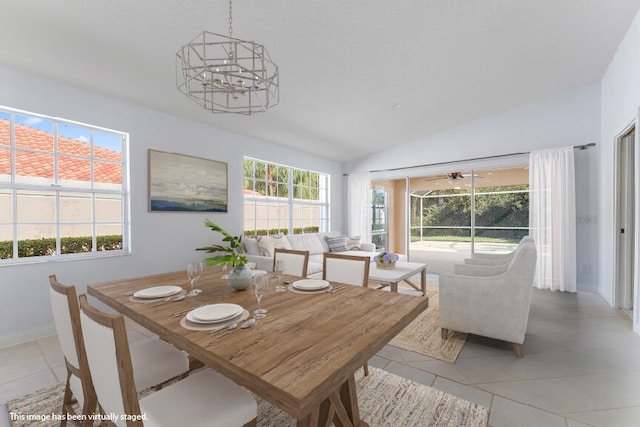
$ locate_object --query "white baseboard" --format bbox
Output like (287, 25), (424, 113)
(0, 325), (57, 350)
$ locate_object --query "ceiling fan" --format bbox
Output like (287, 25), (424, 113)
(425, 172), (483, 181)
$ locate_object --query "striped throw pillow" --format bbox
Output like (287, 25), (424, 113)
(325, 235), (348, 252)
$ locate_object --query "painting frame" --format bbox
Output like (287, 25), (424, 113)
(148, 149), (228, 213)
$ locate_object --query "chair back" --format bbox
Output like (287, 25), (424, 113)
(49, 275), (92, 408)
(504, 241), (538, 333)
(468, 235), (534, 263)
(79, 294), (141, 427)
(322, 253), (370, 287)
(507, 240), (537, 273)
(273, 248), (309, 277)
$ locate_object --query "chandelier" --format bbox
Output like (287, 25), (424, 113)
(176, 0), (279, 115)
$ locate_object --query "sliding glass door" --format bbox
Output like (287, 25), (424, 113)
(408, 166), (529, 272)
(409, 171), (473, 271)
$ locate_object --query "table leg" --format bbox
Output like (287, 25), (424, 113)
(337, 373), (369, 427)
(297, 373), (369, 427)
(391, 281), (398, 292)
(403, 268), (428, 296)
(317, 398), (333, 427)
(298, 407), (319, 427)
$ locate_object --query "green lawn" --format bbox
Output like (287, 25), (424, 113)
(410, 235), (521, 244)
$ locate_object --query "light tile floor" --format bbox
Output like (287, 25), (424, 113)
(1, 287), (639, 427)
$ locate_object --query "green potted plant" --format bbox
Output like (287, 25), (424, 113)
(196, 220), (252, 290)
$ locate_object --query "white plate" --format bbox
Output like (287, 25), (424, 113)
(191, 304), (243, 322)
(133, 286), (182, 299)
(292, 279), (330, 291)
(186, 309), (242, 325)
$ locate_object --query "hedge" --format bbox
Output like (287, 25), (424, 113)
(0, 235), (123, 259)
(246, 226), (319, 237)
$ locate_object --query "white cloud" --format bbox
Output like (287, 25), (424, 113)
(22, 117), (43, 125)
(78, 135), (89, 142)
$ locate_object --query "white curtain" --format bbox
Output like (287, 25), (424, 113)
(529, 146), (577, 292)
(348, 172), (372, 243)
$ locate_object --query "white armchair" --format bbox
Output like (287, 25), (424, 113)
(439, 240), (537, 357)
(463, 236), (533, 266)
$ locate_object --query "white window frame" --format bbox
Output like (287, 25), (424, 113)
(0, 106), (130, 264)
(243, 157), (330, 235)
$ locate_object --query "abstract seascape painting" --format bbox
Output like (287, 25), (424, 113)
(148, 149), (228, 212)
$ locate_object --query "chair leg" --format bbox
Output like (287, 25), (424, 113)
(81, 393), (98, 427)
(60, 379), (72, 427)
(363, 363), (369, 376)
(513, 343), (523, 358)
(441, 328), (448, 339)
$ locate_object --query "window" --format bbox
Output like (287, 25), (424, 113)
(0, 107), (129, 263)
(243, 158), (329, 235)
(371, 188), (387, 250)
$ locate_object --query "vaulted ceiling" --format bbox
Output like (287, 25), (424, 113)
(2, 1), (639, 161)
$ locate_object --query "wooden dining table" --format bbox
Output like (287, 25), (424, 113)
(87, 266), (429, 427)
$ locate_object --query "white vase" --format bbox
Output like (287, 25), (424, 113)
(229, 265), (252, 290)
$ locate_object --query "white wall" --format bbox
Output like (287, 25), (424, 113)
(346, 82), (601, 292)
(600, 10), (640, 332)
(0, 65), (343, 348)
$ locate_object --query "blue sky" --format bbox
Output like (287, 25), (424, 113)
(1, 110), (123, 153)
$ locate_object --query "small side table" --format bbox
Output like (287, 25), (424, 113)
(368, 261), (427, 295)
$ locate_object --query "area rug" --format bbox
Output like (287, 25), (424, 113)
(389, 289), (469, 363)
(7, 367), (488, 427)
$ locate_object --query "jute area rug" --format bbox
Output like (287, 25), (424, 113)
(7, 367), (488, 427)
(389, 288), (469, 363)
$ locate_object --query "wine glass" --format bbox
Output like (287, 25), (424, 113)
(186, 262), (203, 297)
(274, 259), (286, 293)
(220, 264), (229, 279)
(253, 274), (268, 319)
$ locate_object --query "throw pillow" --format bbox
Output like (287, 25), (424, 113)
(325, 235), (348, 253)
(242, 237), (260, 255)
(257, 235), (292, 258)
(346, 236), (361, 251)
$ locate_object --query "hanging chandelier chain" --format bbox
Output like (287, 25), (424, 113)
(228, 0), (233, 38)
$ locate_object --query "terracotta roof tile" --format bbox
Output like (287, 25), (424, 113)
(0, 119), (122, 184)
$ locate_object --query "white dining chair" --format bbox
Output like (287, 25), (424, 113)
(273, 248), (309, 277)
(322, 252), (370, 287)
(322, 253), (371, 375)
(49, 276), (190, 425)
(78, 294), (257, 427)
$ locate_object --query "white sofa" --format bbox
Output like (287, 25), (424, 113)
(242, 232), (378, 278)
